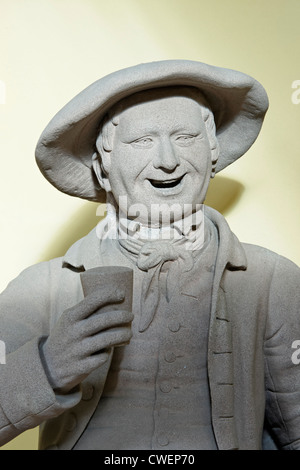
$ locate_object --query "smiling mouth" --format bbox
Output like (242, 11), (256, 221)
(148, 174), (185, 189)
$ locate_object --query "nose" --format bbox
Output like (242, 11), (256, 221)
(152, 138), (180, 171)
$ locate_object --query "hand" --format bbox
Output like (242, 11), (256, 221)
(40, 289), (133, 394)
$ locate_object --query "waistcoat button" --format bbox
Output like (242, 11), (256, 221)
(168, 320), (181, 332)
(159, 381), (172, 393)
(164, 351), (177, 363)
(157, 434), (169, 446)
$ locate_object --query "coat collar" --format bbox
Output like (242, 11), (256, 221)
(204, 205), (247, 271)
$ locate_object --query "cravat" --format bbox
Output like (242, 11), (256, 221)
(96, 201), (204, 331)
(119, 237), (194, 332)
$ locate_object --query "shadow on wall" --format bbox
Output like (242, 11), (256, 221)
(205, 175), (244, 216)
(38, 176), (244, 263)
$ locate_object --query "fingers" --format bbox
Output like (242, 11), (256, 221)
(83, 325), (133, 355)
(80, 309), (134, 336)
(44, 293), (133, 392)
(82, 349), (112, 374)
(67, 289), (126, 322)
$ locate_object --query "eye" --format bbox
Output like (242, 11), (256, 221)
(174, 134), (197, 147)
(131, 136), (154, 148)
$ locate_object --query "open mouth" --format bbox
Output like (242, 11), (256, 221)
(148, 174), (185, 189)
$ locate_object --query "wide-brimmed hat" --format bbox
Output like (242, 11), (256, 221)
(35, 60), (269, 202)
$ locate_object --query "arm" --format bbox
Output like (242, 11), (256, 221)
(0, 259), (133, 446)
(264, 255), (300, 450)
(0, 260), (82, 446)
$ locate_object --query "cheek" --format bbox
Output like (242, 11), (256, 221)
(111, 146), (150, 181)
(186, 148), (212, 176)
(108, 155), (140, 199)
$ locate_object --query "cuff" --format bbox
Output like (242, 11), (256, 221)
(0, 336), (82, 432)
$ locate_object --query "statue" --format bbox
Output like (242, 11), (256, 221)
(0, 60), (299, 450)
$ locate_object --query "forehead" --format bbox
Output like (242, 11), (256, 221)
(113, 87), (208, 134)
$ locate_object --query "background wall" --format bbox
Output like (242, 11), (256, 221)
(0, 0), (299, 450)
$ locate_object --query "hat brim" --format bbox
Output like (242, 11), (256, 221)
(35, 60), (269, 202)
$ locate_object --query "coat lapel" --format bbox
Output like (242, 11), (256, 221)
(205, 206), (247, 450)
(208, 285), (239, 450)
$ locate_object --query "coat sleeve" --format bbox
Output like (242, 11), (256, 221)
(0, 260), (82, 447)
(264, 254), (300, 450)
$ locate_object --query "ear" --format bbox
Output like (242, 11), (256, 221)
(210, 145), (219, 178)
(92, 153), (112, 192)
(202, 109), (219, 179)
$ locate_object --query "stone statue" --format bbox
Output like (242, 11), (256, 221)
(0, 60), (299, 450)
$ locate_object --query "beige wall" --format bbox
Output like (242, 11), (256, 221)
(0, 0), (299, 450)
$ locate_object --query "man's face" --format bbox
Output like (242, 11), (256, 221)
(105, 91), (213, 225)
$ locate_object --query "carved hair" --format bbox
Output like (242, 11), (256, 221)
(94, 87), (220, 189)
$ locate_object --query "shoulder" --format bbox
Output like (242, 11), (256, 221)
(221, 241), (300, 310)
(1, 257), (63, 295)
(240, 243), (300, 307)
(242, 242), (299, 272)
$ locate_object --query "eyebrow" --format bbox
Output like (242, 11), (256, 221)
(119, 123), (203, 140)
(170, 125), (202, 135)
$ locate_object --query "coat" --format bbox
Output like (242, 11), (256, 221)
(0, 206), (299, 450)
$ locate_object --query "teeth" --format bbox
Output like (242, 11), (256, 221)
(155, 179), (176, 184)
